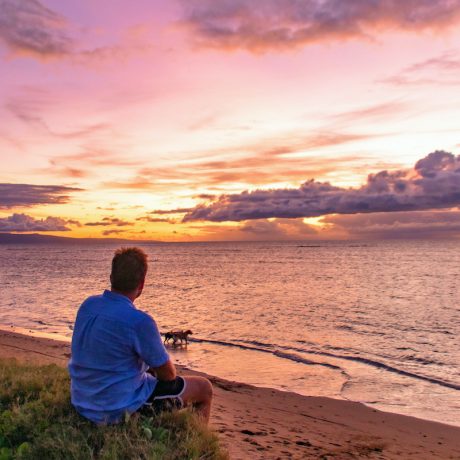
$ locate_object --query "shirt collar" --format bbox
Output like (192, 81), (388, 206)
(103, 289), (135, 308)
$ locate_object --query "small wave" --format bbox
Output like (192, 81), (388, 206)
(272, 350), (341, 370)
(187, 337), (342, 371)
(400, 354), (439, 366)
(295, 339), (317, 346)
(296, 244), (368, 248)
(278, 344), (460, 391)
(437, 330), (454, 335)
(240, 339), (275, 349)
(335, 325), (354, 331)
(201, 248), (243, 253)
(335, 324), (387, 337)
(186, 336), (460, 391)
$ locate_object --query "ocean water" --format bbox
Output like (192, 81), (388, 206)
(0, 240), (459, 426)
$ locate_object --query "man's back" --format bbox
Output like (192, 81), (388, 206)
(68, 289), (169, 424)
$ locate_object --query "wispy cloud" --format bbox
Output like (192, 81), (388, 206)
(7, 95), (111, 139)
(180, 0), (460, 52)
(43, 146), (142, 180)
(381, 51), (460, 86)
(183, 150), (460, 222)
(104, 131), (371, 191)
(150, 208), (194, 215)
(0, 0), (73, 57)
(0, 213), (79, 232)
(0, 183), (82, 208)
(102, 229), (126, 236)
(55, 146), (142, 168)
(85, 217), (132, 227)
(330, 101), (408, 124)
(136, 216), (177, 224)
(44, 165), (89, 179)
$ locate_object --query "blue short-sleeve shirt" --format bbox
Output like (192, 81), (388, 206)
(68, 290), (169, 424)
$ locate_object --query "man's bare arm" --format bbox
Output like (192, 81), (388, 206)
(148, 359), (176, 381)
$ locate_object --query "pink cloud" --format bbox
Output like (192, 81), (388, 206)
(382, 51), (460, 86)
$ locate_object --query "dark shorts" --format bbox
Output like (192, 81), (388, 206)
(140, 376), (186, 414)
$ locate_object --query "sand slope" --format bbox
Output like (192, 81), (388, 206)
(0, 329), (458, 459)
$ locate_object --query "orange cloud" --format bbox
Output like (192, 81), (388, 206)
(103, 131), (371, 191)
(330, 101), (408, 124)
(187, 218), (317, 241)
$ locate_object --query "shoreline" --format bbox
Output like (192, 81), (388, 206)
(3, 324), (458, 428)
(1, 329), (459, 459)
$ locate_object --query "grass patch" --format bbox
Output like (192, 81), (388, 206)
(0, 359), (227, 460)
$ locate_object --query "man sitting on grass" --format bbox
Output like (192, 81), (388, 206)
(68, 247), (212, 425)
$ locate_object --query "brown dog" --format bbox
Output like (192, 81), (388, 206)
(164, 329), (193, 346)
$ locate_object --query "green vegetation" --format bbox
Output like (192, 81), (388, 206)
(0, 359), (227, 460)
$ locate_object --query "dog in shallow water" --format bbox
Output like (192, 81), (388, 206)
(164, 329), (193, 346)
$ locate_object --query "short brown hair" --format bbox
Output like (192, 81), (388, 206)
(110, 247), (148, 292)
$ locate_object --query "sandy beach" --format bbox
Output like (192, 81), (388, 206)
(0, 329), (458, 460)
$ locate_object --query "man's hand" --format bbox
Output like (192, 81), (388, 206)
(149, 359), (176, 381)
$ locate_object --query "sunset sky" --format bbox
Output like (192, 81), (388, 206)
(1, 0), (460, 241)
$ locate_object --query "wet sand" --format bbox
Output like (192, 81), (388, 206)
(0, 329), (459, 459)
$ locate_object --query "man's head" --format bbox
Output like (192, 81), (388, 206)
(110, 247), (148, 299)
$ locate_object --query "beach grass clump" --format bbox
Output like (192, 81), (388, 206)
(0, 359), (227, 460)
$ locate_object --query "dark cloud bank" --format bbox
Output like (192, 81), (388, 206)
(0, 183), (82, 208)
(183, 151), (460, 222)
(181, 0), (460, 52)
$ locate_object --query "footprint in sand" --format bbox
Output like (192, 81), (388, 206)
(296, 440), (312, 447)
(241, 429), (267, 436)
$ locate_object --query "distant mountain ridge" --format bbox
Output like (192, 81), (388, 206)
(0, 233), (159, 244)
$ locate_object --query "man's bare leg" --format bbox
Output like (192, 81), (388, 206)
(181, 376), (213, 423)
